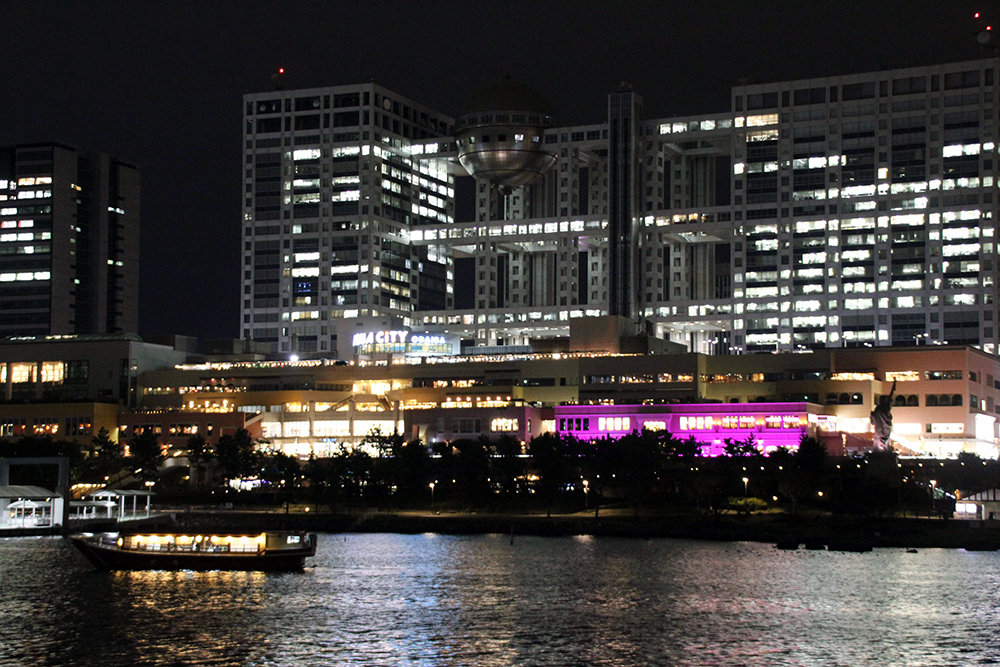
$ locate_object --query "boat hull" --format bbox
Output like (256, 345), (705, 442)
(71, 533), (316, 572)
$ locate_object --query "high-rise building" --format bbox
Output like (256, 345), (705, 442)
(0, 143), (139, 337)
(242, 58), (999, 358)
(241, 85), (456, 354)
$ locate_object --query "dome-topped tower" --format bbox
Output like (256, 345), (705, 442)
(455, 77), (558, 193)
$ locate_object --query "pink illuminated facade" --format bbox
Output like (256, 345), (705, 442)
(554, 403), (822, 456)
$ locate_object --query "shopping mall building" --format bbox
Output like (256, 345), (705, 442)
(1, 328), (995, 460)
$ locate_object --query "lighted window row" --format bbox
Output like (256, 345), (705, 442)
(0, 271), (50, 282)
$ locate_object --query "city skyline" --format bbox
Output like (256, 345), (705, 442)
(1, 1), (993, 340)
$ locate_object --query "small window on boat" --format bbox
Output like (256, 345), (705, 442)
(287, 535), (301, 544)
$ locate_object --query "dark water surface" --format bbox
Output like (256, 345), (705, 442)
(1, 533), (998, 666)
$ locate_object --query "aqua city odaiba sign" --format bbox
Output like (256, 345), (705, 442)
(352, 330), (410, 347)
(352, 330), (451, 353)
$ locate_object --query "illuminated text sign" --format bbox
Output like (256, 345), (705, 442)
(353, 330), (409, 347)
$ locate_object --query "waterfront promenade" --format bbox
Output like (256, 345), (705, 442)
(163, 507), (1000, 551)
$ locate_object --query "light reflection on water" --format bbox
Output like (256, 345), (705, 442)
(1, 533), (999, 666)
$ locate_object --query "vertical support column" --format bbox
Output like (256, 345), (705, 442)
(607, 85), (642, 321)
(53, 457), (69, 529)
(0, 458), (10, 527)
(348, 398), (355, 445)
(691, 244), (714, 302)
(509, 185), (528, 219)
(637, 229), (667, 314)
(555, 236), (581, 308)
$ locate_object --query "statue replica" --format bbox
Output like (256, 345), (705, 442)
(870, 380), (897, 450)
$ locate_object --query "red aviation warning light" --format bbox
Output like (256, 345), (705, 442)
(976, 12), (994, 46)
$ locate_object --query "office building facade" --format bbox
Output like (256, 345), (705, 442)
(242, 59), (999, 358)
(241, 86), (457, 354)
(0, 143), (139, 338)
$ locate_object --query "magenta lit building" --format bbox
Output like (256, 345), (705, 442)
(554, 403), (823, 456)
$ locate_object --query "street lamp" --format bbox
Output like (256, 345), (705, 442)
(742, 477), (749, 497)
(429, 481), (435, 510)
(582, 479), (589, 508)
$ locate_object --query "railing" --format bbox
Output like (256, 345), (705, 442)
(122, 539), (260, 554)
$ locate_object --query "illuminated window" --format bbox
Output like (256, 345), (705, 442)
(490, 418), (518, 432)
(293, 149), (320, 160)
(313, 420), (351, 436)
(597, 416), (631, 432)
(844, 298), (873, 310)
(926, 371), (962, 381)
(41, 362), (63, 384)
(283, 421), (310, 437)
(331, 190), (360, 202)
(746, 114), (778, 127)
(10, 363), (34, 383)
(830, 372), (875, 381)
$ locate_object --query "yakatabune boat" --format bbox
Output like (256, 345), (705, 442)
(71, 531), (317, 571)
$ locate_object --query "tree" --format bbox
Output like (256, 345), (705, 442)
(452, 438), (490, 506)
(724, 433), (761, 458)
(727, 496), (768, 515)
(579, 435), (616, 517)
(613, 429), (662, 514)
(393, 439), (431, 502)
(215, 428), (259, 484)
(259, 450), (302, 509)
(362, 426), (403, 459)
(129, 429), (164, 481)
(530, 432), (572, 517)
(489, 434), (522, 497)
(185, 433), (215, 488)
(666, 433), (702, 459)
(684, 458), (731, 518)
(796, 435), (827, 475)
(78, 427), (124, 482)
(772, 436), (827, 514)
(92, 427), (123, 461)
(362, 426), (405, 504)
(335, 444), (373, 503)
(951, 451), (989, 495)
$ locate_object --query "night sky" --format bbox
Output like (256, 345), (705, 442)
(1, 1), (993, 340)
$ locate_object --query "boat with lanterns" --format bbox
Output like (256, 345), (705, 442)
(70, 530), (317, 571)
